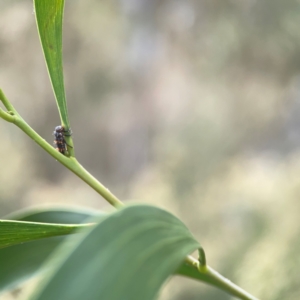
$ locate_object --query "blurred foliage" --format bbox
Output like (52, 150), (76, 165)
(1, 0), (300, 299)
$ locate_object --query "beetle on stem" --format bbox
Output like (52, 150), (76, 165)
(53, 125), (72, 154)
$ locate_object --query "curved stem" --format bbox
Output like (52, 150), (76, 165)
(0, 89), (123, 209)
(185, 256), (259, 300)
(0, 108), (15, 123)
(0, 90), (258, 300)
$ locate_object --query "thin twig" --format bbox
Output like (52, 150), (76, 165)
(0, 89), (123, 209)
(185, 256), (259, 300)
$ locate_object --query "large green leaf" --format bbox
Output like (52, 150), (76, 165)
(30, 205), (200, 300)
(0, 207), (98, 293)
(34, 0), (69, 128)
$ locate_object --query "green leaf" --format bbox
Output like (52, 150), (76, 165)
(4, 206), (99, 223)
(0, 220), (89, 249)
(34, 0), (69, 128)
(30, 205), (200, 300)
(0, 207), (98, 293)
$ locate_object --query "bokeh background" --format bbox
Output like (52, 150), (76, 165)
(1, 0), (300, 299)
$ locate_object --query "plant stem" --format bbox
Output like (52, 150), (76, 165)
(185, 256), (259, 300)
(0, 89), (123, 209)
(0, 108), (14, 122)
(0, 90), (258, 299)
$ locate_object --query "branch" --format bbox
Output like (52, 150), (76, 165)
(0, 89), (123, 209)
(185, 256), (259, 300)
(0, 89), (259, 300)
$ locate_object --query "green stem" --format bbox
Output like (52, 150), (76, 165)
(0, 89), (15, 111)
(0, 108), (14, 123)
(0, 89), (123, 209)
(1, 90), (258, 299)
(185, 256), (259, 300)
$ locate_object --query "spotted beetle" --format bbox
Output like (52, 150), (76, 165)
(53, 125), (72, 154)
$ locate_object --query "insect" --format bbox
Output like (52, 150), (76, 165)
(53, 125), (72, 154)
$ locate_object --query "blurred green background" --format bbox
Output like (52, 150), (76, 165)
(1, 0), (300, 299)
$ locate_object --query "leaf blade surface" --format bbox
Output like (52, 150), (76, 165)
(0, 207), (97, 293)
(31, 205), (200, 300)
(34, 0), (69, 127)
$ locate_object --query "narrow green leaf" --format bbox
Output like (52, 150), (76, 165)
(0, 220), (88, 249)
(4, 206), (99, 224)
(34, 0), (69, 128)
(30, 205), (200, 300)
(0, 207), (98, 293)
